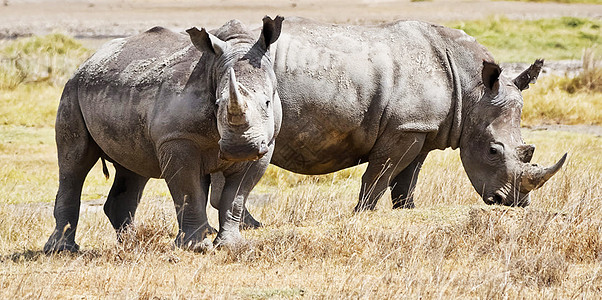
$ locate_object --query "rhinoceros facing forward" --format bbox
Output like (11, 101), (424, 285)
(44, 16), (284, 253)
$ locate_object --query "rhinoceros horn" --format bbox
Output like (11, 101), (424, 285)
(520, 153), (567, 193)
(226, 68), (247, 125)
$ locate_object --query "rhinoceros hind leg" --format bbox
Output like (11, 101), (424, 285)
(103, 163), (149, 240)
(354, 134), (426, 212)
(241, 207), (262, 229)
(210, 172), (262, 230)
(45, 93), (101, 253)
(390, 152), (428, 209)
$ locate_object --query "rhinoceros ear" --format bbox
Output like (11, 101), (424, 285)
(482, 60), (501, 92)
(259, 15), (284, 50)
(513, 59), (544, 91)
(186, 27), (227, 56)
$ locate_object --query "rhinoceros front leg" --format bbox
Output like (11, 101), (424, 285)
(214, 156), (270, 247)
(210, 172), (262, 229)
(354, 134), (426, 212)
(390, 152), (428, 209)
(103, 163), (149, 240)
(159, 140), (212, 252)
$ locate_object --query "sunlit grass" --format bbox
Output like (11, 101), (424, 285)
(506, 0), (601, 3)
(522, 75), (602, 125)
(0, 127), (599, 298)
(450, 17), (601, 62)
(0, 33), (91, 89)
(0, 84), (61, 127)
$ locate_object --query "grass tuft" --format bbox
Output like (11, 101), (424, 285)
(560, 47), (602, 94)
(0, 33), (91, 89)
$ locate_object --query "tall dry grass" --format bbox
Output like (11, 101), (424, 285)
(561, 48), (602, 94)
(522, 48), (602, 126)
(0, 129), (600, 298)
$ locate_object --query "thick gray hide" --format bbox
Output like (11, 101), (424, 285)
(220, 17), (565, 220)
(44, 17), (283, 253)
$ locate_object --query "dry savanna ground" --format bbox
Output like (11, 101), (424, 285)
(1, 0), (601, 298)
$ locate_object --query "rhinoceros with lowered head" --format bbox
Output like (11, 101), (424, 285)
(44, 16), (284, 253)
(211, 17), (566, 226)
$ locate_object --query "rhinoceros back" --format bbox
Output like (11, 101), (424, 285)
(69, 27), (203, 178)
(270, 17), (492, 174)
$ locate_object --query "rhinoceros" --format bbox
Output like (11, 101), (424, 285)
(211, 17), (566, 226)
(43, 16), (284, 253)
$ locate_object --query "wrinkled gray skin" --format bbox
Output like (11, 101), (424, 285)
(213, 17), (566, 226)
(44, 17), (283, 253)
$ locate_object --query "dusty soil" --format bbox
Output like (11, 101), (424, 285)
(1, 0), (601, 38)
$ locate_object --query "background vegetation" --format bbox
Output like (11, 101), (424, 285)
(0, 16), (600, 298)
(450, 17), (600, 62)
(508, 0), (601, 3)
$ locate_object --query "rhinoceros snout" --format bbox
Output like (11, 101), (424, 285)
(484, 191), (530, 207)
(219, 140), (269, 162)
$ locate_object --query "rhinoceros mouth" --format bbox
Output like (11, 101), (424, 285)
(485, 189), (530, 207)
(219, 150), (266, 162)
(218, 139), (269, 162)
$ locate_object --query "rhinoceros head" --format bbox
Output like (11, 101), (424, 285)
(460, 59), (567, 207)
(187, 16), (283, 161)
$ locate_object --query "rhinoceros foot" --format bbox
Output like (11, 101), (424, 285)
(176, 237), (214, 253)
(240, 210), (262, 230)
(174, 225), (215, 253)
(43, 234), (79, 254)
(213, 230), (246, 250)
(392, 197), (416, 209)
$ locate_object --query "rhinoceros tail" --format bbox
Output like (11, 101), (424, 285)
(101, 157), (110, 180)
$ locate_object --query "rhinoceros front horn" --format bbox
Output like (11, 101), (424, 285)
(226, 68), (247, 125)
(520, 153), (567, 193)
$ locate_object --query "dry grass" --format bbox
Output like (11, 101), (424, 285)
(0, 33), (91, 90)
(560, 48), (602, 94)
(521, 48), (602, 126)
(522, 76), (602, 126)
(0, 127), (600, 298)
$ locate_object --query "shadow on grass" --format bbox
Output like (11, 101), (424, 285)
(0, 249), (104, 263)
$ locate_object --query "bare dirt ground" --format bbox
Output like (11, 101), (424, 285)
(1, 0), (601, 38)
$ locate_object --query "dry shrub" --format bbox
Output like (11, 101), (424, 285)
(562, 48), (602, 93)
(116, 220), (174, 254)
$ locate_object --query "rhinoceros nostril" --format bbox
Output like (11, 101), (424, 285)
(258, 140), (269, 155)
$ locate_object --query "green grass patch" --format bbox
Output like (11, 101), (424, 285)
(449, 17), (601, 62)
(506, 0), (601, 3)
(0, 33), (91, 89)
(0, 34), (91, 127)
(0, 83), (61, 127)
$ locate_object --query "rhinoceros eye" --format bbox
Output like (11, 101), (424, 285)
(488, 144), (504, 157)
(266, 100), (271, 107)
